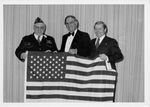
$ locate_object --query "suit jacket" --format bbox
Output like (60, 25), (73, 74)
(15, 33), (58, 62)
(90, 36), (124, 70)
(60, 30), (91, 57)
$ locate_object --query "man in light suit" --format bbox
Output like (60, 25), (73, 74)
(15, 17), (58, 62)
(90, 21), (124, 70)
(60, 15), (91, 57)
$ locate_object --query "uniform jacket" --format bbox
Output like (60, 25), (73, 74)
(15, 33), (58, 62)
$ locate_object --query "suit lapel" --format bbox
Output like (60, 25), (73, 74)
(65, 33), (70, 41)
(64, 33), (70, 45)
(31, 33), (39, 43)
(96, 36), (109, 53)
(63, 33), (70, 50)
(72, 30), (79, 42)
(41, 35), (46, 44)
(70, 30), (79, 48)
(98, 36), (107, 47)
(92, 38), (97, 48)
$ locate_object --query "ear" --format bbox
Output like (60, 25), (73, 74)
(43, 26), (46, 34)
(74, 21), (78, 26)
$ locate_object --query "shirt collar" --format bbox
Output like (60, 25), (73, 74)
(34, 33), (47, 40)
(98, 34), (105, 40)
(69, 29), (78, 36)
(95, 34), (106, 44)
(74, 29), (77, 36)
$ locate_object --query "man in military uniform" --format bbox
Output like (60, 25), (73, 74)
(15, 17), (58, 62)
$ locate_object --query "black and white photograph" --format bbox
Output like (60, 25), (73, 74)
(1, 0), (150, 106)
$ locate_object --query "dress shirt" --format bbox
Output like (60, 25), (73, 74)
(95, 34), (106, 46)
(64, 29), (77, 52)
(34, 33), (47, 42)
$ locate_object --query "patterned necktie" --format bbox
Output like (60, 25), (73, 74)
(95, 38), (100, 48)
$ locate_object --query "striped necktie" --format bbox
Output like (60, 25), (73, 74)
(38, 36), (41, 43)
(95, 38), (100, 48)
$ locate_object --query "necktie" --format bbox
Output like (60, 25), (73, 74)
(95, 38), (100, 48)
(69, 32), (74, 36)
(38, 36), (41, 43)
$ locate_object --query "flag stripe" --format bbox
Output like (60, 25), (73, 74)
(67, 56), (103, 64)
(26, 90), (114, 97)
(63, 79), (116, 84)
(66, 74), (116, 80)
(25, 98), (113, 102)
(26, 82), (115, 88)
(27, 78), (116, 84)
(66, 65), (107, 72)
(27, 86), (115, 92)
(26, 94), (114, 101)
(66, 61), (105, 68)
(65, 70), (117, 76)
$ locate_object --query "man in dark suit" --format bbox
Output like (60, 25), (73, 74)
(90, 21), (124, 70)
(59, 15), (91, 57)
(15, 17), (58, 62)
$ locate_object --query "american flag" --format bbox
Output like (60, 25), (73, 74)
(25, 52), (117, 102)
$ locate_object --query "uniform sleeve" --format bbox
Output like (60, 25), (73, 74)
(51, 37), (58, 52)
(15, 37), (27, 62)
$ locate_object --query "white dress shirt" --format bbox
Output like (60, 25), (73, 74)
(65, 29), (77, 52)
(95, 34), (106, 46)
(34, 33), (47, 42)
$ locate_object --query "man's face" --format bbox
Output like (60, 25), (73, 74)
(65, 17), (77, 33)
(34, 23), (46, 36)
(94, 24), (105, 38)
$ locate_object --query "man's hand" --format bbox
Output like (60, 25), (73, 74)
(53, 51), (57, 53)
(21, 52), (27, 60)
(45, 50), (58, 53)
(99, 54), (108, 61)
(69, 49), (77, 55)
(45, 50), (51, 53)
